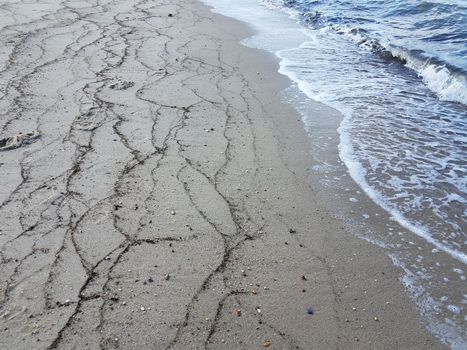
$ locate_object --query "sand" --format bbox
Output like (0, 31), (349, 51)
(0, 0), (446, 349)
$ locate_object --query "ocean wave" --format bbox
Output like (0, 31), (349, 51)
(337, 26), (467, 105)
(387, 47), (467, 105)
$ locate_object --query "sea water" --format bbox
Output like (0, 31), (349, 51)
(201, 0), (466, 347)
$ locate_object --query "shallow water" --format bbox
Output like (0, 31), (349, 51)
(276, 30), (467, 264)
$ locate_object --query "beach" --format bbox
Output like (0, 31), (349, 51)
(0, 0), (449, 348)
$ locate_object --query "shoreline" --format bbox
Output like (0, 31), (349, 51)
(203, 0), (466, 346)
(0, 0), (448, 348)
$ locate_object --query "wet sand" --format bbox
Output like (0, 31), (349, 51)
(0, 0), (446, 349)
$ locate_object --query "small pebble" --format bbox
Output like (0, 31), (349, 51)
(262, 340), (270, 348)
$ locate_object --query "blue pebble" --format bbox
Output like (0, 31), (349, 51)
(307, 307), (314, 315)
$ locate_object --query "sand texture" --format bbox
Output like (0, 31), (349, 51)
(0, 0), (446, 349)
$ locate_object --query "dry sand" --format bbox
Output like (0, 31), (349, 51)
(0, 0), (446, 349)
